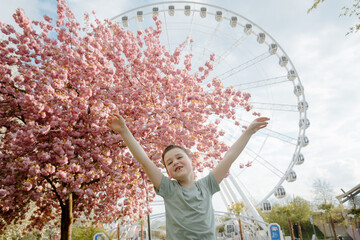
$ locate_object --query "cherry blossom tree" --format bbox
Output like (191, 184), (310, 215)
(0, 0), (254, 239)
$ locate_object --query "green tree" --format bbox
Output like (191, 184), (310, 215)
(308, 0), (360, 34)
(279, 204), (296, 240)
(290, 197), (312, 240)
(71, 225), (106, 240)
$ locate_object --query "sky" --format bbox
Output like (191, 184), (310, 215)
(1, 0), (360, 213)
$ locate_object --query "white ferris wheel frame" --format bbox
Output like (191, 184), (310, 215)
(110, 0), (309, 228)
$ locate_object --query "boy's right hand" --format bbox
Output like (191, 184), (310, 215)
(106, 113), (127, 133)
(246, 117), (270, 135)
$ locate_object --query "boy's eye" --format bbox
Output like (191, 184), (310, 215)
(177, 156), (182, 159)
(168, 161), (172, 165)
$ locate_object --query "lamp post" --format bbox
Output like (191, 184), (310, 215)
(309, 214), (317, 240)
(146, 184), (151, 240)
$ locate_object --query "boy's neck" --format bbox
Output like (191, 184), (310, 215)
(177, 172), (195, 188)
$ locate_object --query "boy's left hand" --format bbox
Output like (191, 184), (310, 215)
(246, 117), (270, 134)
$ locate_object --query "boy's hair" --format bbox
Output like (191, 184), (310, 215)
(161, 145), (191, 167)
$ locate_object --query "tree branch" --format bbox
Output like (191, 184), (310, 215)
(43, 175), (65, 209)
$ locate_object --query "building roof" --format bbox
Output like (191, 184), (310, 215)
(336, 184), (360, 203)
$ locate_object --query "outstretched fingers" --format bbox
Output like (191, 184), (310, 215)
(106, 113), (119, 127)
(249, 117), (270, 133)
(111, 113), (122, 118)
(256, 117), (270, 122)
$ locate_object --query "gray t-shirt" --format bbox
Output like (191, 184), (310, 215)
(155, 172), (220, 240)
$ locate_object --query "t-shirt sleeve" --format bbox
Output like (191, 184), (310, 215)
(154, 174), (176, 198)
(200, 172), (220, 195)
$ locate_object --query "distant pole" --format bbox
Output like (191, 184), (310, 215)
(147, 213), (151, 240)
(309, 215), (317, 239)
(146, 183), (151, 240)
(312, 224), (317, 239)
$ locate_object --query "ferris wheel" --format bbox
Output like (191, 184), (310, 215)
(111, 0), (309, 229)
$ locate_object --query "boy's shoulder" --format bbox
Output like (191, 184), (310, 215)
(196, 171), (215, 184)
(154, 174), (181, 196)
(196, 172), (220, 194)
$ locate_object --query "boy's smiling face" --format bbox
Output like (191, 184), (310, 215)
(163, 147), (193, 180)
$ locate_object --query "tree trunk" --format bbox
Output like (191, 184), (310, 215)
(329, 215), (337, 240)
(117, 221), (120, 240)
(60, 193), (74, 240)
(288, 218), (295, 240)
(238, 218), (244, 240)
(298, 222), (303, 240)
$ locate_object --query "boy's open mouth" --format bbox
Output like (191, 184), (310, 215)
(175, 166), (183, 172)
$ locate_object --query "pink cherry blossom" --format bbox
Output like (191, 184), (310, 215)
(245, 161), (252, 167)
(0, 189), (9, 199)
(22, 182), (33, 191)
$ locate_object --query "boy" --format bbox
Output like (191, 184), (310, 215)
(107, 113), (269, 239)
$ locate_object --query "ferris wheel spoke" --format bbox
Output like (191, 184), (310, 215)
(162, 10), (172, 52)
(229, 176), (256, 204)
(247, 102), (298, 112)
(184, 11), (195, 55)
(215, 35), (248, 64)
(216, 52), (271, 81)
(221, 133), (240, 144)
(261, 128), (297, 145)
(193, 21), (223, 67)
(202, 21), (222, 56)
(220, 181), (235, 203)
(135, 16), (144, 33)
(223, 117), (298, 145)
(243, 147), (285, 178)
(232, 76), (288, 90)
(224, 131), (288, 178)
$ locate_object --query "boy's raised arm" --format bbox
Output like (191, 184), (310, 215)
(211, 117), (269, 184)
(107, 113), (163, 190)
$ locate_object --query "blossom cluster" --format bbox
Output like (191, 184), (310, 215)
(0, 0), (254, 233)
